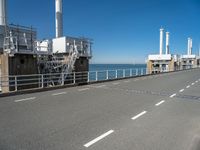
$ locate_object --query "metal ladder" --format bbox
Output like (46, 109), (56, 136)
(58, 40), (79, 84)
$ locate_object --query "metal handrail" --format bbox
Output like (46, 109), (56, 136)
(0, 66), (199, 93)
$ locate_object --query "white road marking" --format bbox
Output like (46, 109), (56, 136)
(78, 88), (90, 92)
(155, 100), (165, 106)
(112, 82), (120, 85)
(84, 130), (114, 148)
(186, 85), (190, 88)
(196, 81), (198, 83)
(170, 93), (176, 98)
(52, 92), (67, 96)
(192, 83), (195, 85)
(95, 85), (106, 88)
(179, 89), (184, 93)
(132, 111), (147, 120)
(15, 97), (36, 102)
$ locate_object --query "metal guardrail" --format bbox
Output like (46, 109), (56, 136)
(0, 66), (199, 93)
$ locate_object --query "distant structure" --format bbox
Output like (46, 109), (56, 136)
(0, 0), (92, 93)
(179, 38), (199, 69)
(147, 28), (200, 74)
(147, 28), (179, 74)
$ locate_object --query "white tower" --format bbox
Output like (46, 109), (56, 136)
(55, 0), (63, 38)
(159, 28), (164, 55)
(166, 32), (170, 54)
(188, 38), (192, 55)
(190, 38), (192, 55)
(0, 0), (7, 26)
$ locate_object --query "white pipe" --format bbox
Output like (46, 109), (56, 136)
(159, 28), (164, 55)
(166, 32), (169, 54)
(190, 38), (192, 55)
(0, 0), (7, 26)
(188, 38), (191, 55)
(55, 0), (63, 38)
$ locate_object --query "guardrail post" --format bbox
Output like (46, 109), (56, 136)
(106, 70), (109, 80)
(73, 72), (76, 84)
(96, 71), (98, 81)
(136, 69), (138, 76)
(123, 69), (125, 78)
(115, 70), (118, 78)
(87, 72), (90, 83)
(61, 73), (64, 86)
(41, 74), (44, 88)
(15, 76), (17, 91)
(141, 69), (143, 75)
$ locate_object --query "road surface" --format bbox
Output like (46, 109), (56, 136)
(1, 69), (200, 150)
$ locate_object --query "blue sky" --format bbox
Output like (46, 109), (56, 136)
(8, 0), (200, 64)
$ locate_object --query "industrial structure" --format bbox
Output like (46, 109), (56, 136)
(179, 38), (199, 69)
(0, 0), (92, 93)
(147, 28), (199, 74)
(147, 28), (178, 74)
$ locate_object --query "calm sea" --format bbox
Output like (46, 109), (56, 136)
(89, 64), (146, 71)
(88, 64), (147, 81)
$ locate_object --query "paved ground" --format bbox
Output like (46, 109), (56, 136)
(1, 69), (200, 150)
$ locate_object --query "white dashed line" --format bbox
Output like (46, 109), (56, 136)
(113, 82), (120, 85)
(196, 81), (198, 83)
(155, 100), (165, 106)
(15, 97), (36, 102)
(84, 130), (114, 148)
(170, 93), (176, 98)
(95, 85), (106, 88)
(186, 85), (190, 88)
(52, 92), (67, 96)
(78, 88), (90, 92)
(192, 83), (195, 85)
(179, 89), (184, 93)
(132, 111), (147, 120)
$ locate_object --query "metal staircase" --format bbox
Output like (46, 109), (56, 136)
(38, 40), (79, 86)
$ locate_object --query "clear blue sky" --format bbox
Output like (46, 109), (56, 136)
(8, 0), (200, 64)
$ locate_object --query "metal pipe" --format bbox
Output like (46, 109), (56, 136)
(55, 0), (63, 38)
(160, 28), (164, 55)
(166, 32), (170, 54)
(190, 38), (192, 55)
(188, 38), (191, 55)
(0, 0), (7, 25)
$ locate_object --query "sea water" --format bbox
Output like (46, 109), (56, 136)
(88, 64), (147, 81)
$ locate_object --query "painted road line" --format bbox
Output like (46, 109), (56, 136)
(192, 83), (195, 85)
(132, 111), (147, 120)
(52, 92), (67, 96)
(78, 88), (90, 92)
(186, 85), (190, 88)
(15, 97), (36, 102)
(84, 130), (114, 148)
(113, 82), (120, 85)
(179, 89), (184, 93)
(196, 81), (198, 83)
(170, 93), (176, 98)
(96, 85), (106, 88)
(155, 100), (165, 106)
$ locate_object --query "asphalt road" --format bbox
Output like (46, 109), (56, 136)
(1, 69), (200, 150)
